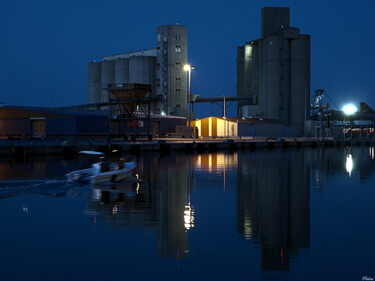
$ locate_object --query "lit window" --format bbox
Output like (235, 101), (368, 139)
(175, 46), (181, 52)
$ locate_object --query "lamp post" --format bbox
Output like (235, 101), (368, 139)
(184, 64), (194, 138)
(343, 104), (357, 139)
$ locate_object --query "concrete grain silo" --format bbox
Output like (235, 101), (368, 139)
(237, 7), (310, 136)
(87, 25), (187, 117)
(290, 34), (310, 133)
(88, 62), (101, 104)
(101, 60), (115, 103)
(115, 58), (129, 84)
(129, 56), (155, 95)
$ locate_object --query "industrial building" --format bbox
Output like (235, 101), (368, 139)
(0, 106), (110, 138)
(88, 25), (188, 117)
(0, 105), (187, 139)
(192, 117), (297, 138)
(237, 7), (310, 136)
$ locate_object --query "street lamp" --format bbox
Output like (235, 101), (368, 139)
(342, 104), (357, 116)
(342, 103), (357, 139)
(184, 64), (194, 138)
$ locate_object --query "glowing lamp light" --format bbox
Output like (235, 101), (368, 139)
(346, 153), (353, 177)
(184, 64), (194, 71)
(342, 104), (357, 115)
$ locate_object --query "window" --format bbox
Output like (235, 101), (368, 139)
(175, 62), (181, 69)
(175, 46), (181, 53)
(176, 77), (181, 85)
(176, 89), (181, 96)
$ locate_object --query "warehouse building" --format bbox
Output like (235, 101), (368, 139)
(89, 25), (189, 117)
(237, 7), (310, 136)
(0, 106), (187, 139)
(0, 106), (110, 139)
(192, 117), (297, 138)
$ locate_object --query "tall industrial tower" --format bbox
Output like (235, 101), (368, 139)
(156, 25), (188, 116)
(88, 25), (188, 117)
(237, 7), (310, 135)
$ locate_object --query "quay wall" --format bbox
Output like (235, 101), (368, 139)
(1, 138), (375, 157)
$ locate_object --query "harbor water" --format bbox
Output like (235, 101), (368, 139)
(0, 147), (374, 280)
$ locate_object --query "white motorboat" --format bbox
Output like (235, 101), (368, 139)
(66, 151), (136, 185)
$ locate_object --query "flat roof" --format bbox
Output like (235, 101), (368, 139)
(103, 49), (157, 61)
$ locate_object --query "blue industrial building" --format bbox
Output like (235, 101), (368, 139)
(0, 106), (110, 139)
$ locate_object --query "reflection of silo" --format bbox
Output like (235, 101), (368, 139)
(129, 56), (155, 96)
(88, 62), (101, 104)
(290, 35), (310, 134)
(115, 58), (129, 84)
(236, 150), (310, 271)
(155, 155), (189, 258)
(101, 60), (115, 103)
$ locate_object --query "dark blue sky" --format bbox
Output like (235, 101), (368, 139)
(1, 0), (374, 117)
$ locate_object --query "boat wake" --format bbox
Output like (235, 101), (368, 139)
(0, 179), (82, 199)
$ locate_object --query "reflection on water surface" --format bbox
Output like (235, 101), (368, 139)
(0, 147), (374, 280)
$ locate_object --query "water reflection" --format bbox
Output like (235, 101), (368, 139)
(86, 153), (193, 259)
(237, 150), (310, 271)
(308, 146), (375, 187)
(1, 147), (375, 275)
(346, 149), (353, 177)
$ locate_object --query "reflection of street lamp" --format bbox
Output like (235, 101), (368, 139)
(184, 64), (194, 138)
(346, 152), (353, 177)
(343, 104), (357, 139)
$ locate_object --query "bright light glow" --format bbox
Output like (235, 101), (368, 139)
(183, 204), (195, 230)
(342, 104), (357, 115)
(346, 153), (353, 177)
(112, 205), (118, 215)
(184, 64), (194, 71)
(245, 45), (252, 58)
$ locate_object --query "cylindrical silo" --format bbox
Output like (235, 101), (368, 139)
(88, 62), (101, 104)
(115, 58), (129, 84)
(129, 56), (155, 95)
(101, 60), (115, 103)
(263, 34), (286, 121)
(290, 34), (310, 135)
(129, 56), (155, 84)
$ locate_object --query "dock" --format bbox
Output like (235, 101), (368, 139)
(1, 137), (375, 156)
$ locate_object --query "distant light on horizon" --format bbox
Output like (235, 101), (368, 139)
(342, 104), (358, 115)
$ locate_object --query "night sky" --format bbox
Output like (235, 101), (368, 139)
(1, 0), (374, 118)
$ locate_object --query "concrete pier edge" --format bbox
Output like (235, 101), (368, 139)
(0, 137), (374, 156)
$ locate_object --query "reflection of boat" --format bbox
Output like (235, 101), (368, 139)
(92, 176), (138, 199)
(66, 161), (136, 185)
